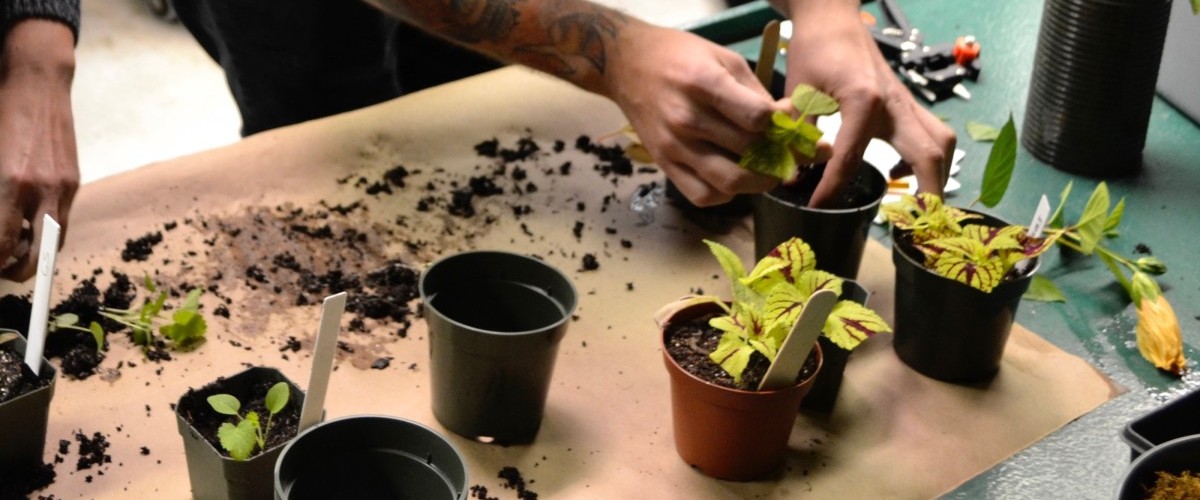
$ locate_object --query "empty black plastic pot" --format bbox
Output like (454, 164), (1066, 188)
(419, 251), (577, 444)
(1116, 435), (1200, 500)
(274, 415), (467, 500)
(800, 280), (870, 414)
(0, 334), (56, 474)
(175, 367), (305, 500)
(891, 211), (1039, 384)
(753, 162), (886, 279)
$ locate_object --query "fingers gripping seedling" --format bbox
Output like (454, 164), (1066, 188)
(207, 382), (291, 461)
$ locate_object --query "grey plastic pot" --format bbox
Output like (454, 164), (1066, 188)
(752, 162), (886, 279)
(891, 211), (1039, 384)
(175, 367), (305, 500)
(0, 334), (56, 473)
(1116, 434), (1200, 500)
(274, 415), (468, 500)
(419, 250), (577, 444)
(800, 280), (870, 414)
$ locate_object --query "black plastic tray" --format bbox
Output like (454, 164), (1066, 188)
(1121, 387), (1200, 460)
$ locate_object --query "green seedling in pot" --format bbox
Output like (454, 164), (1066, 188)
(207, 382), (291, 461)
(695, 237), (890, 387)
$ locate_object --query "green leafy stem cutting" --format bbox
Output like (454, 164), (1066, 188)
(697, 237), (890, 387)
(739, 84), (840, 181)
(207, 382), (291, 461)
(50, 274), (208, 354)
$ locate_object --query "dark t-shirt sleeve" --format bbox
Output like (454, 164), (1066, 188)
(3, 0), (82, 44)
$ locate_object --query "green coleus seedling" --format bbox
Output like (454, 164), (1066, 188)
(207, 381), (291, 461)
(739, 84), (840, 181)
(701, 237), (891, 386)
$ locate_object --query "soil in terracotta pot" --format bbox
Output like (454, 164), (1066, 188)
(770, 163), (878, 209)
(664, 312), (819, 391)
(176, 378), (302, 459)
(0, 344), (49, 403)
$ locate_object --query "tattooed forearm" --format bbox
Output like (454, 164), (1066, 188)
(366, 0), (632, 89)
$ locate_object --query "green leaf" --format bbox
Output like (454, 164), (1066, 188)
(965, 121), (1000, 142)
(265, 382), (290, 415)
(181, 288), (203, 312)
(1075, 182), (1111, 254)
(54, 313), (80, 328)
(1024, 275), (1066, 302)
(703, 239), (746, 283)
(976, 114), (1018, 208)
(1192, 0), (1199, 15)
(738, 138), (795, 180)
(161, 309), (207, 349)
(207, 394), (241, 416)
(715, 344), (755, 386)
(1048, 181), (1073, 229)
(823, 301), (891, 350)
(89, 322), (106, 353)
(1103, 197), (1126, 237)
(789, 84), (839, 118)
(217, 419), (258, 461)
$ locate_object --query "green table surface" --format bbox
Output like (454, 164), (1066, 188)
(687, 1), (1200, 498)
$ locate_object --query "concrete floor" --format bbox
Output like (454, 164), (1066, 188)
(72, 0), (727, 184)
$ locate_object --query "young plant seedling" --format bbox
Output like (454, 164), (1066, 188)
(699, 237), (890, 388)
(207, 382), (291, 461)
(739, 85), (840, 181)
(96, 274), (208, 352)
(48, 313), (106, 354)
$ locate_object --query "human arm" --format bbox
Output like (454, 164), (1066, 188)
(0, 11), (80, 281)
(363, 0), (793, 206)
(768, 0), (954, 207)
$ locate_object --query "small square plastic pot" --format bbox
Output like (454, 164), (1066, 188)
(891, 211), (1039, 384)
(419, 250), (577, 444)
(660, 301), (823, 481)
(752, 162), (886, 279)
(0, 334), (56, 473)
(175, 367), (305, 500)
(274, 415), (468, 499)
(1121, 387), (1200, 460)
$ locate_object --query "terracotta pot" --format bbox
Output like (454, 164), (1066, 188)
(660, 301), (822, 481)
(175, 367), (306, 500)
(891, 210), (1039, 384)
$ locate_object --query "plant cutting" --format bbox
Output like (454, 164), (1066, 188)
(49, 274), (208, 356)
(656, 236), (888, 480)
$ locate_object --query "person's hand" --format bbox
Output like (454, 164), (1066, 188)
(782, 0), (954, 207)
(0, 19), (80, 281)
(601, 24), (794, 207)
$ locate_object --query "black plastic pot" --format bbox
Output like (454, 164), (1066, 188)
(0, 334), (56, 473)
(891, 211), (1039, 384)
(274, 415), (467, 500)
(1116, 435), (1200, 500)
(800, 280), (870, 414)
(1121, 387), (1200, 460)
(752, 162), (886, 279)
(419, 250), (577, 444)
(175, 367), (305, 500)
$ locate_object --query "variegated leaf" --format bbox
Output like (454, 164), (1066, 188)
(765, 237), (817, 282)
(713, 344), (755, 386)
(824, 301), (892, 350)
(963, 224), (1023, 252)
(934, 248), (1006, 293)
(798, 270), (843, 298)
(764, 284), (807, 330)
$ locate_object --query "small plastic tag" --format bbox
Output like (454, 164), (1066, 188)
(1027, 195), (1051, 238)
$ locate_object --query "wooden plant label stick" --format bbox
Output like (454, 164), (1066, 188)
(756, 20), (782, 88)
(24, 215), (61, 374)
(759, 289), (837, 391)
(298, 292), (347, 433)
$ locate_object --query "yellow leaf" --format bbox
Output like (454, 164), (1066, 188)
(1136, 295), (1186, 376)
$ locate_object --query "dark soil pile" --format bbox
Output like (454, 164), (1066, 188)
(0, 343), (49, 403)
(176, 377), (301, 458)
(664, 311), (819, 391)
(770, 163), (880, 209)
(0, 461), (56, 500)
(121, 231), (163, 262)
